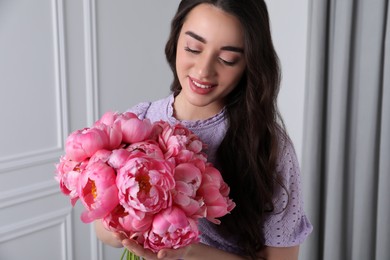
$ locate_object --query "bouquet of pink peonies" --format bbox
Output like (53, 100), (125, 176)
(55, 111), (235, 259)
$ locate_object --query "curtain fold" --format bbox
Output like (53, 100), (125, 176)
(376, 2), (390, 259)
(300, 0), (390, 259)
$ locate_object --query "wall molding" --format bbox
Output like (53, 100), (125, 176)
(62, 212), (74, 260)
(83, 0), (100, 126)
(0, 180), (59, 209)
(0, 148), (63, 174)
(83, 1), (103, 259)
(0, 207), (73, 260)
(52, 0), (69, 147)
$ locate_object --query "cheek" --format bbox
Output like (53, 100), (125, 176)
(222, 68), (245, 89)
(176, 50), (191, 75)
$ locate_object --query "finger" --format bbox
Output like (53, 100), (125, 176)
(157, 247), (187, 260)
(113, 232), (126, 241)
(157, 250), (167, 259)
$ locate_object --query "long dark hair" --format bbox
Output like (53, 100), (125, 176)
(165, 0), (284, 258)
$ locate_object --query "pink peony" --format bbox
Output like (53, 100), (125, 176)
(173, 163), (206, 218)
(157, 122), (205, 159)
(65, 127), (110, 162)
(197, 166), (236, 224)
(102, 205), (153, 242)
(127, 140), (164, 160)
(55, 156), (87, 205)
(95, 122), (122, 150)
(87, 149), (112, 164)
(144, 206), (200, 252)
(116, 112), (154, 144)
(78, 157), (119, 223)
(102, 205), (128, 233)
(120, 213), (154, 241)
(116, 154), (175, 220)
(94, 111), (122, 126)
(108, 148), (133, 169)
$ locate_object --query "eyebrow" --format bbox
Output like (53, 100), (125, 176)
(185, 31), (244, 53)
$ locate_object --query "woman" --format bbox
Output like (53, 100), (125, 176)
(95, 0), (312, 259)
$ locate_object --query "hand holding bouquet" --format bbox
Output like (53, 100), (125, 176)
(55, 111), (235, 258)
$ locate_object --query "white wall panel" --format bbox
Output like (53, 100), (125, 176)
(0, 161), (60, 191)
(0, 180), (58, 209)
(0, 208), (72, 260)
(0, 0), (68, 170)
(0, 0), (74, 259)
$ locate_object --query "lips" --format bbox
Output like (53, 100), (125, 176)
(192, 79), (213, 89)
(188, 77), (216, 94)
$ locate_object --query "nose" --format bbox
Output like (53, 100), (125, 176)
(196, 53), (216, 78)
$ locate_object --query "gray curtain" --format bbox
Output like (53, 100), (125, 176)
(300, 0), (390, 260)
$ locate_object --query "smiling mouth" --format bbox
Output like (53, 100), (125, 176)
(190, 77), (215, 89)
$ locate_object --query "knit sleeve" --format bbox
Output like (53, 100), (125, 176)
(262, 137), (313, 247)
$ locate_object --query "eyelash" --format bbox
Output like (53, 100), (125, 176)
(219, 58), (236, 66)
(184, 47), (236, 66)
(184, 47), (200, 54)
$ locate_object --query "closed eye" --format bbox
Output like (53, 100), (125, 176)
(184, 47), (200, 54)
(185, 46), (238, 66)
(219, 57), (236, 66)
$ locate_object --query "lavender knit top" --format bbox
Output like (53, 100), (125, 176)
(128, 95), (313, 255)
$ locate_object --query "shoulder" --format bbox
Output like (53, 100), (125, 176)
(127, 102), (151, 119)
(262, 129), (313, 247)
(275, 131), (299, 176)
(126, 95), (172, 121)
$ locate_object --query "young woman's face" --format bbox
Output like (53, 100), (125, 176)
(175, 3), (246, 119)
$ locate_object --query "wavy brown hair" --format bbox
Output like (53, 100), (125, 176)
(165, 0), (285, 258)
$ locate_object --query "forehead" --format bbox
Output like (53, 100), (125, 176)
(181, 4), (244, 47)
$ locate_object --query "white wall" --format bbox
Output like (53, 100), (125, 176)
(95, 1), (180, 115)
(266, 0), (309, 163)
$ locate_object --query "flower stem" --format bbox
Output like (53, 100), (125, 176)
(120, 248), (140, 260)
(120, 249), (128, 260)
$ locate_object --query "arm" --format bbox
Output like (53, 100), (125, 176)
(259, 246), (299, 260)
(94, 220), (123, 248)
(183, 245), (299, 260)
(122, 239), (299, 260)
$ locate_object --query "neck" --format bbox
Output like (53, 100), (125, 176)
(173, 94), (223, 121)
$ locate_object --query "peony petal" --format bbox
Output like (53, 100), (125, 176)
(144, 206), (200, 253)
(108, 149), (131, 169)
(174, 192), (191, 206)
(151, 212), (171, 235)
(175, 182), (193, 195)
(174, 163), (201, 183)
(121, 118), (153, 143)
(78, 161), (119, 223)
